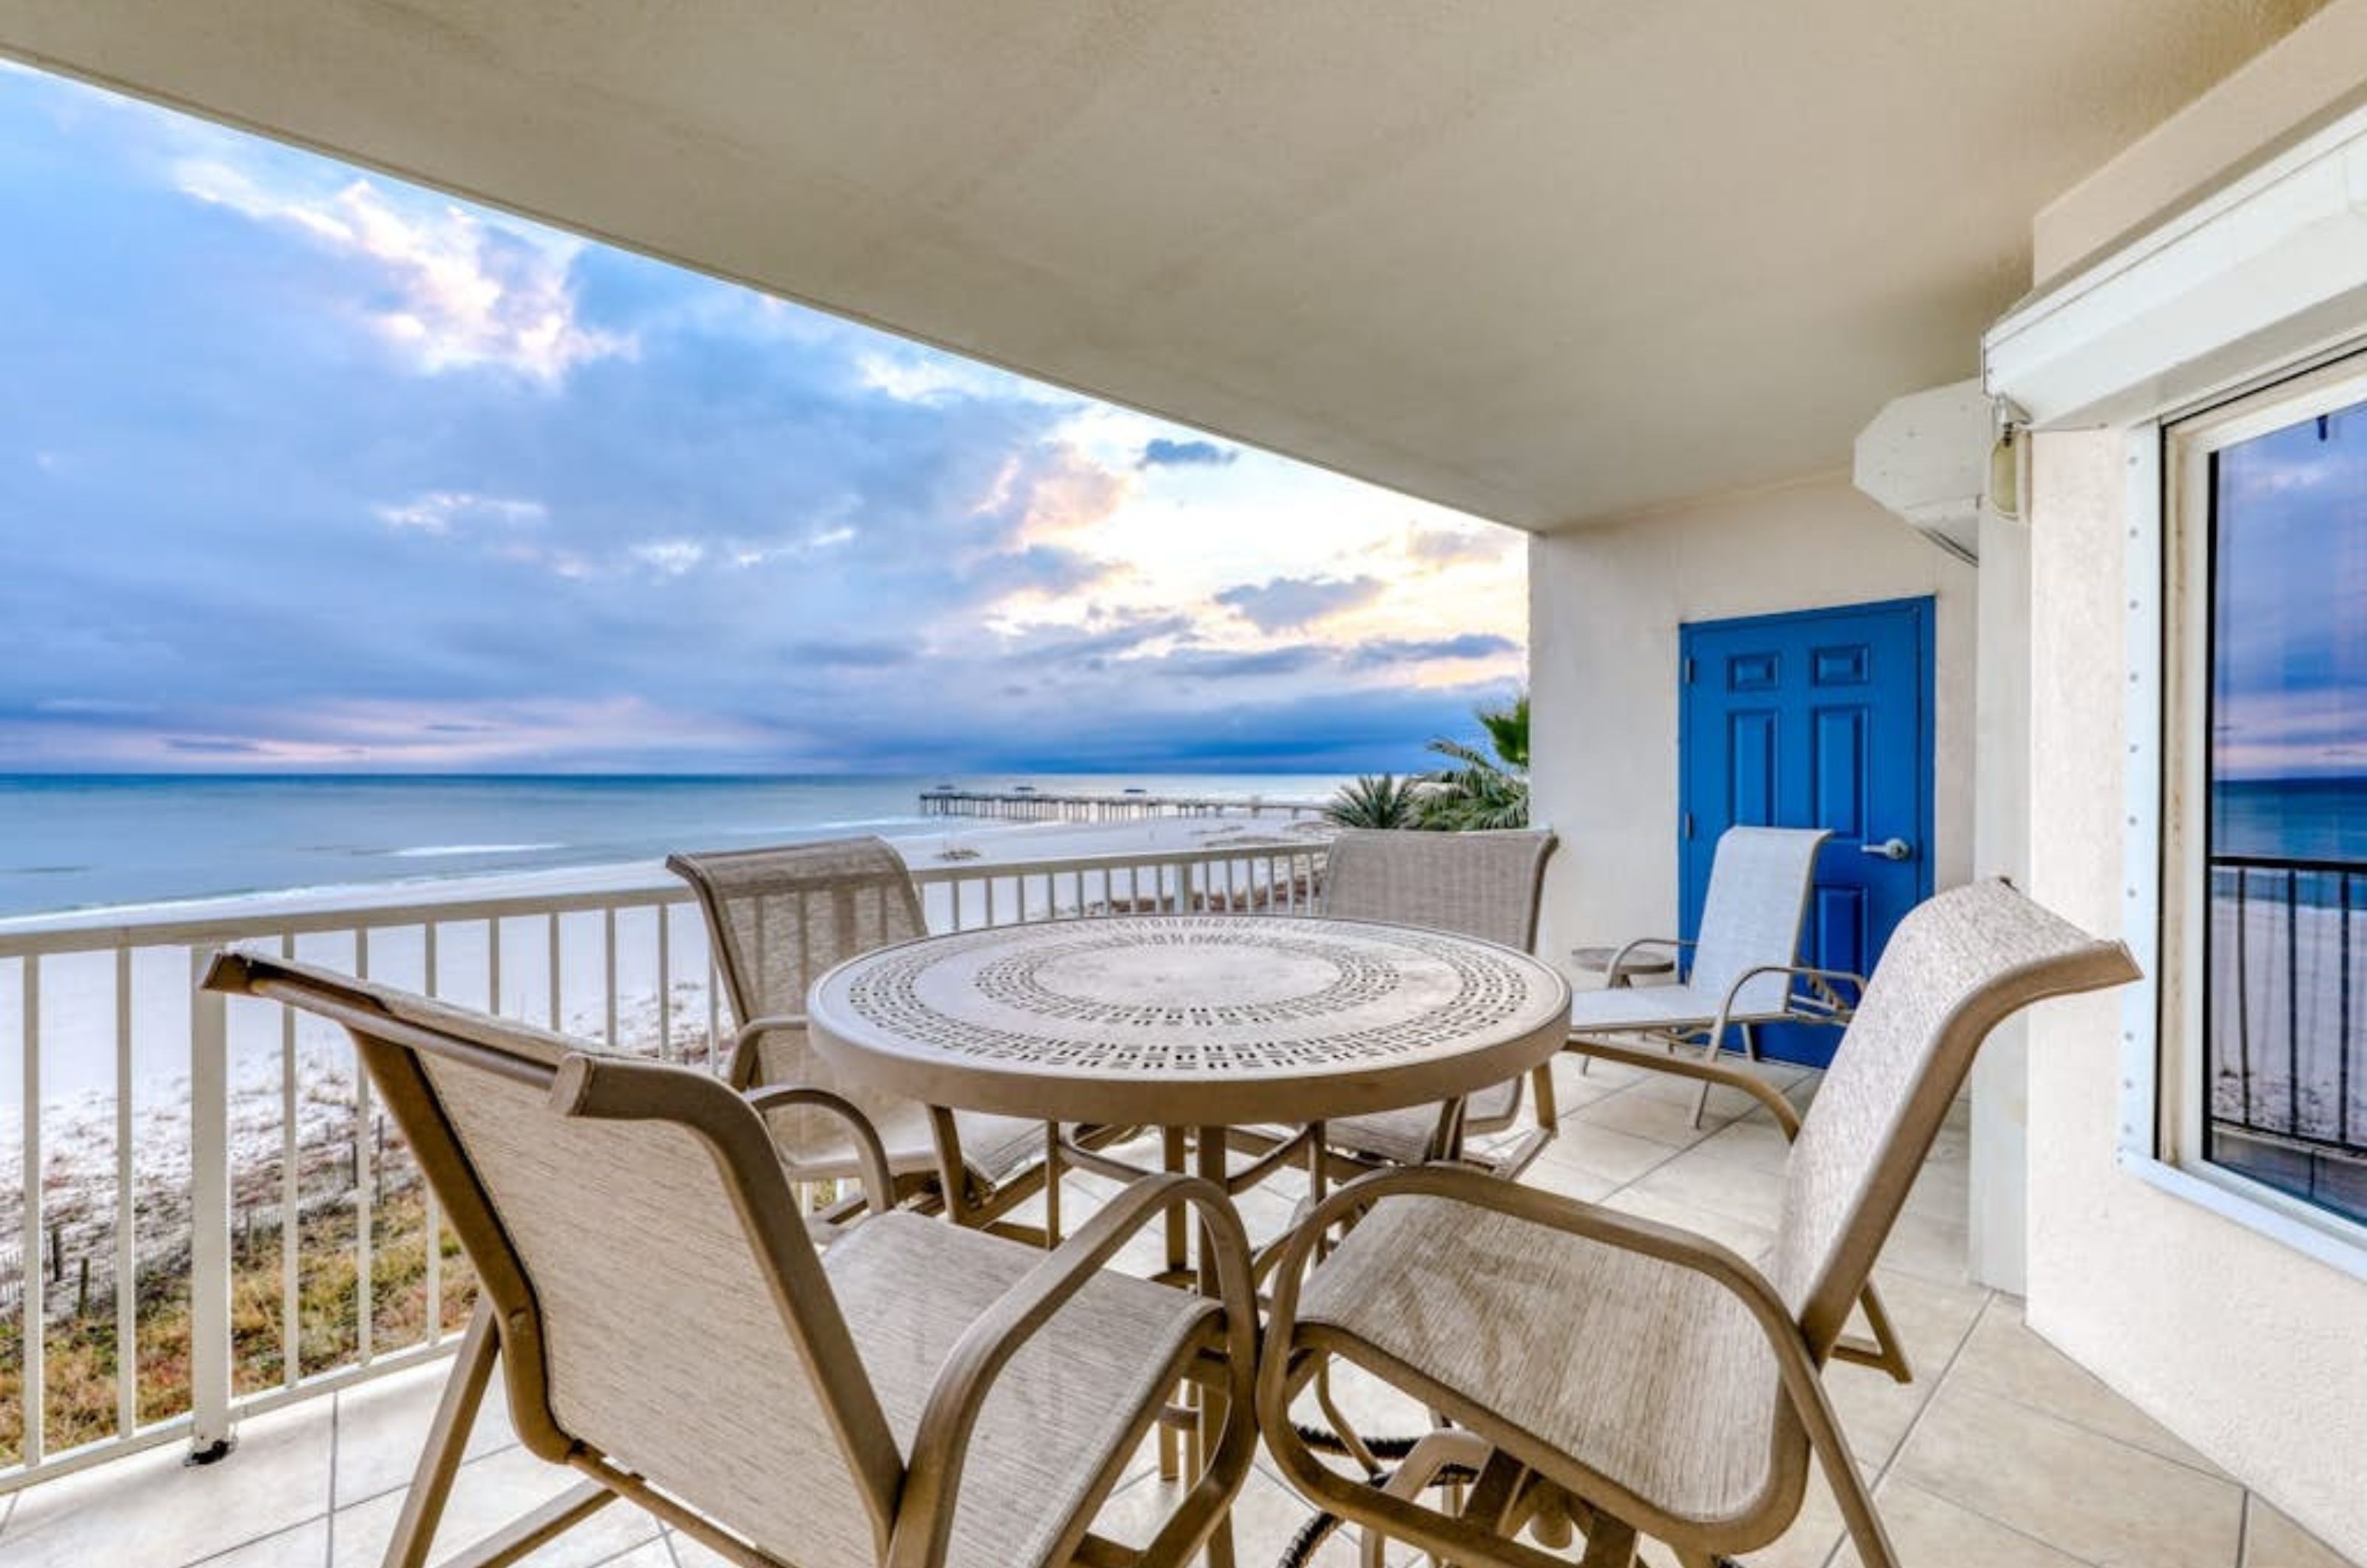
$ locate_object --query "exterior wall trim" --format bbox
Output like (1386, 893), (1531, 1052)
(1988, 96), (2367, 429)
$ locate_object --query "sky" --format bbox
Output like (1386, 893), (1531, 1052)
(2211, 399), (2367, 782)
(0, 62), (1525, 776)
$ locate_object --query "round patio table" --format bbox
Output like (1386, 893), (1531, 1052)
(806, 912), (1571, 1568)
(806, 912), (1573, 1132)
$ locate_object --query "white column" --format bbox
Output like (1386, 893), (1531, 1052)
(1968, 506), (2033, 1291)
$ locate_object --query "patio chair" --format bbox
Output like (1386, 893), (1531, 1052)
(1257, 879), (2138, 1568)
(1564, 825), (1858, 1126)
(669, 837), (1057, 1241)
(201, 948), (1258, 1568)
(1314, 828), (1562, 1177)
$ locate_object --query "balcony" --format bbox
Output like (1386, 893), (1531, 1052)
(0, 842), (2347, 1568)
(2207, 857), (2367, 1227)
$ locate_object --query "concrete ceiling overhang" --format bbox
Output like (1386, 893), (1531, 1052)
(0, 1), (2324, 530)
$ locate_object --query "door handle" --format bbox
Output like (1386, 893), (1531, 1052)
(1860, 837), (1914, 862)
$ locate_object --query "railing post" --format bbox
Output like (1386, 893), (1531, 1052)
(188, 945), (234, 1463)
(1176, 859), (1195, 915)
(21, 953), (46, 1470)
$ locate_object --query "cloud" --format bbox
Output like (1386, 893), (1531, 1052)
(34, 697), (155, 716)
(1162, 646), (1327, 680)
(376, 492), (548, 536)
(982, 442), (1135, 550)
(1213, 575), (1385, 632)
(782, 641), (917, 669)
(1346, 633), (1520, 669)
(163, 737), (267, 755)
(855, 347), (1078, 408)
(1139, 437), (1237, 470)
(1022, 615), (1197, 665)
(973, 544), (1115, 602)
(175, 161), (632, 385)
(1404, 522), (1512, 569)
(0, 64), (1526, 780)
(629, 538), (706, 576)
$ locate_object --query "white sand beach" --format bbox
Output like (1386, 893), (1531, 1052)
(2207, 883), (2367, 1143)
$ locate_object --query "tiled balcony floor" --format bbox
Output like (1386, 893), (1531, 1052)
(0, 1053), (2353, 1568)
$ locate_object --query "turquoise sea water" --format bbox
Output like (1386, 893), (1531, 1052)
(0, 773), (1348, 919)
(2212, 776), (2367, 875)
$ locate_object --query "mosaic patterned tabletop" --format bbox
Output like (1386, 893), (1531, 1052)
(806, 913), (1572, 1126)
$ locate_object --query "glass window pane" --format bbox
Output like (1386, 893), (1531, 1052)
(2206, 399), (2367, 1225)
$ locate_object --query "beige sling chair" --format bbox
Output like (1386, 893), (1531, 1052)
(1257, 879), (2137, 1568)
(1312, 828), (1562, 1177)
(1565, 825), (1861, 1128)
(202, 948), (1259, 1568)
(669, 837), (1060, 1241)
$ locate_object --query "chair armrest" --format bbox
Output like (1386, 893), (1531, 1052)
(742, 1084), (896, 1217)
(1266, 1164), (1792, 1349)
(1257, 1166), (1895, 1567)
(1542, 1037), (1910, 1380)
(1603, 936), (1690, 979)
(1718, 963), (1865, 1024)
(725, 1013), (808, 1089)
(891, 1172), (1258, 1568)
(1559, 1035), (1803, 1138)
(731, 1011), (808, 1052)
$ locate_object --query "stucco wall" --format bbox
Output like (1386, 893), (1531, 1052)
(2033, 0), (2367, 283)
(2024, 431), (2367, 1561)
(1527, 473), (1975, 971)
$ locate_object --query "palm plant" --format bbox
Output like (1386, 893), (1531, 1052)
(1323, 773), (1427, 830)
(1419, 692), (1530, 830)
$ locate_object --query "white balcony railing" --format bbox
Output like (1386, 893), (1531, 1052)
(0, 839), (1327, 1490)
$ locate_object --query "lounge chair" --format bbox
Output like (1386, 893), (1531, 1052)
(1565, 825), (1858, 1126)
(1257, 879), (2138, 1568)
(1314, 828), (1562, 1177)
(669, 837), (1058, 1240)
(202, 948), (1258, 1568)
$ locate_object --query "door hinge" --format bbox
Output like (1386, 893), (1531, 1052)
(1683, 812), (1695, 840)
(1683, 657), (1697, 684)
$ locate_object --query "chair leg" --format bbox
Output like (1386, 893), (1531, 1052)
(1577, 1515), (1638, 1568)
(1820, 1425), (1905, 1568)
(1689, 1058), (1717, 1130)
(1689, 1021), (1753, 1129)
(1357, 1429), (1494, 1568)
(383, 1298), (500, 1568)
(1041, 1121), (1062, 1249)
(437, 1481), (615, 1568)
(1158, 1124), (1189, 1482)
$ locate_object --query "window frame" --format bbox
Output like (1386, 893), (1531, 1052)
(2141, 351), (2367, 1271)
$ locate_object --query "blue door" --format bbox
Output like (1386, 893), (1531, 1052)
(1678, 597), (1934, 1067)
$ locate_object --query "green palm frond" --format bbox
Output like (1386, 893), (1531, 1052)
(1323, 773), (1427, 830)
(1418, 689), (1530, 830)
(1477, 694), (1529, 771)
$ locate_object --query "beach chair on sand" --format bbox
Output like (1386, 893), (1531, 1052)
(1566, 825), (1860, 1127)
(1258, 881), (2138, 1568)
(202, 950), (1258, 1568)
(669, 837), (1061, 1242)
(1314, 828), (1564, 1178)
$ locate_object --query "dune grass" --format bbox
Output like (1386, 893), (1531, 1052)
(0, 1182), (476, 1462)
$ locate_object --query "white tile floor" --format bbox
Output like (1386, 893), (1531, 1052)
(0, 1053), (2353, 1568)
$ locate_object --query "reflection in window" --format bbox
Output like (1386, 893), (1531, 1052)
(2206, 399), (2367, 1225)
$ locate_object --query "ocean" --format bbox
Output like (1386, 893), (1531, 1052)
(2212, 775), (2367, 882)
(0, 773), (1350, 919)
